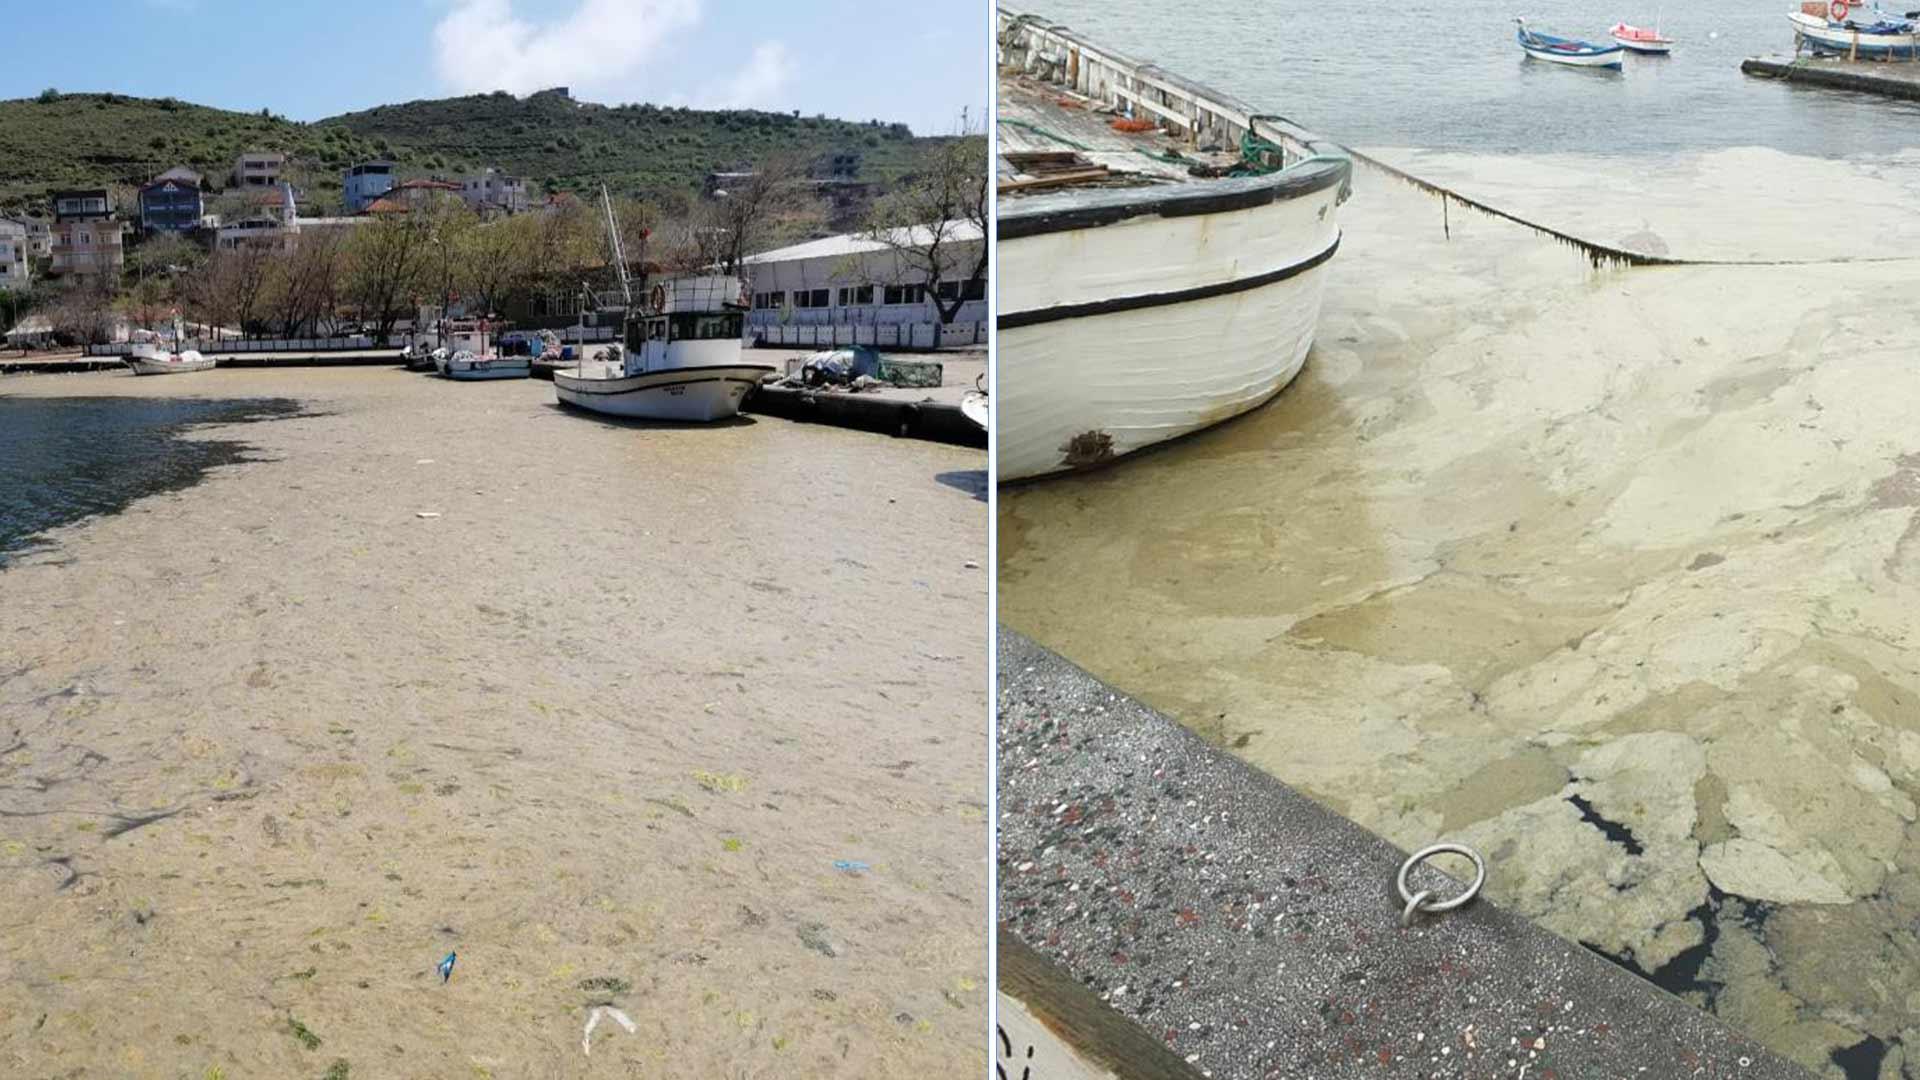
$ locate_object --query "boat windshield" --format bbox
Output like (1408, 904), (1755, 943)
(666, 313), (743, 341)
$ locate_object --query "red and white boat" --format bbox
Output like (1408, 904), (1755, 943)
(1610, 22), (1674, 53)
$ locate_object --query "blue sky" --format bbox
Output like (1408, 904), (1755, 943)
(0, 1), (988, 135)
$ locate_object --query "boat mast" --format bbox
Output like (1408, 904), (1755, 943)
(600, 184), (634, 312)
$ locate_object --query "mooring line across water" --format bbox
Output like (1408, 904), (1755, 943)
(1341, 143), (1920, 270)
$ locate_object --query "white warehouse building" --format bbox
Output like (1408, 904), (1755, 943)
(739, 222), (986, 350)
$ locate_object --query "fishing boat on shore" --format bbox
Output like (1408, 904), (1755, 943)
(1610, 22), (1674, 53)
(125, 341), (214, 375)
(552, 187), (772, 422)
(434, 320), (529, 380)
(1517, 19), (1628, 68)
(1789, 0), (1920, 59)
(995, 8), (1351, 482)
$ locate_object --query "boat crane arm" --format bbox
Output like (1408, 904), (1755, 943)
(600, 184), (635, 311)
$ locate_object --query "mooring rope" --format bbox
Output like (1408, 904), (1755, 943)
(1330, 138), (1920, 269)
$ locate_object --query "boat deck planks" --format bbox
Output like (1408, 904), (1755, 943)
(997, 74), (1220, 187)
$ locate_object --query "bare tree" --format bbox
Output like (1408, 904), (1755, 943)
(45, 279), (119, 346)
(864, 134), (989, 338)
(267, 226), (349, 337)
(695, 154), (824, 275)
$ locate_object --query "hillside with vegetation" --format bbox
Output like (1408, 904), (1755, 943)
(0, 88), (945, 215)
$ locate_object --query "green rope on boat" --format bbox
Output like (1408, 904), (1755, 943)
(1236, 127), (1287, 176)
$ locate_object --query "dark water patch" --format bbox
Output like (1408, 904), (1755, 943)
(0, 396), (306, 567)
(1565, 793), (1646, 855)
(1832, 1036), (1889, 1079)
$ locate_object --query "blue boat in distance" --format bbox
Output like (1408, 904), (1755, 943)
(1516, 18), (1628, 69)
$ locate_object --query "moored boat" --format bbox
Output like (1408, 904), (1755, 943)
(1789, 1), (1920, 58)
(552, 278), (772, 421)
(125, 342), (215, 375)
(552, 186), (772, 422)
(1610, 22), (1674, 53)
(433, 320), (530, 380)
(1517, 19), (1628, 68)
(994, 8), (1351, 482)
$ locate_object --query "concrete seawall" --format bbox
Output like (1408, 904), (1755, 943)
(1742, 54), (1920, 100)
(996, 628), (1813, 1079)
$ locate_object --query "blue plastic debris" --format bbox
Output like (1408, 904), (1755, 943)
(833, 860), (870, 874)
(438, 951), (457, 983)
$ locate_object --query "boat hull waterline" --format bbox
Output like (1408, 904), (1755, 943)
(552, 364), (775, 422)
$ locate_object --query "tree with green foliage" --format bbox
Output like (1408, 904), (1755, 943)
(344, 211), (435, 345)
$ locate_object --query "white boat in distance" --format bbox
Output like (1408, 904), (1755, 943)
(996, 9), (1351, 482)
(434, 320), (530, 380)
(125, 341), (214, 375)
(552, 186), (772, 422)
(1610, 22), (1674, 53)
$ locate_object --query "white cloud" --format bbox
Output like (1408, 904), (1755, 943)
(432, 0), (703, 97)
(698, 42), (796, 110)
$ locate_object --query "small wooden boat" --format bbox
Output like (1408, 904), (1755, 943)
(1517, 19), (1627, 69)
(1788, 2), (1920, 59)
(125, 342), (214, 375)
(1610, 22), (1674, 53)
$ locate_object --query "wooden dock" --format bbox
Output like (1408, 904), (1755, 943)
(1742, 54), (1920, 100)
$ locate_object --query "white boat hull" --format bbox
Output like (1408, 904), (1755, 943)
(441, 356), (530, 380)
(1612, 34), (1672, 53)
(998, 170), (1345, 482)
(125, 350), (214, 375)
(1521, 42), (1627, 67)
(553, 364), (775, 422)
(1789, 11), (1920, 58)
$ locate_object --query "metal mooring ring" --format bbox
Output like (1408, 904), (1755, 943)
(1396, 843), (1486, 926)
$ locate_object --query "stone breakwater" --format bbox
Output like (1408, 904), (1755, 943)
(999, 152), (1920, 1076)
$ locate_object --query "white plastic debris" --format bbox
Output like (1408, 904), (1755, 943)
(416, 512), (441, 519)
(582, 1005), (636, 1055)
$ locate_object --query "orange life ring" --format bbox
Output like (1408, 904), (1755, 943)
(1831, 0), (1849, 20)
(649, 284), (666, 313)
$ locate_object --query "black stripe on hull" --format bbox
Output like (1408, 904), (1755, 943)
(997, 236), (1340, 331)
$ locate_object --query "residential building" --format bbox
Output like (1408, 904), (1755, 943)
(739, 222), (986, 348)
(364, 178), (464, 215)
(232, 150), (286, 188)
(0, 217), (29, 289)
(139, 166), (205, 233)
(215, 183), (299, 251)
(21, 218), (51, 258)
(49, 189), (125, 280)
(342, 161), (396, 213)
(460, 168), (529, 215)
